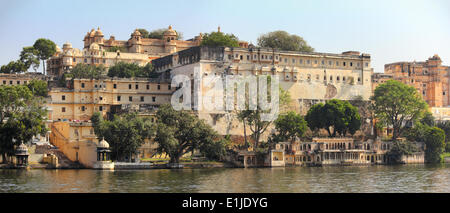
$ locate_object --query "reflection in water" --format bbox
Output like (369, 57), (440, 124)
(1, 164), (450, 193)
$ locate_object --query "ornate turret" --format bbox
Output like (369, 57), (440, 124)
(94, 27), (104, 44)
(98, 138), (110, 149)
(15, 143), (29, 168)
(95, 27), (104, 36)
(63, 42), (73, 51)
(97, 138), (111, 162)
(129, 29), (142, 53)
(163, 25), (177, 42)
(427, 54), (442, 66)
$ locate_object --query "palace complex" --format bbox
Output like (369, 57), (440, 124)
(380, 55), (450, 120)
(48, 77), (173, 121)
(47, 26), (202, 77)
(4, 26), (443, 169)
(152, 46), (374, 136)
(384, 55), (450, 107)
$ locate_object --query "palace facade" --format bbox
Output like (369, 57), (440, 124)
(269, 138), (425, 167)
(47, 26), (202, 77)
(0, 73), (47, 86)
(152, 46), (374, 136)
(384, 55), (450, 107)
(48, 77), (173, 121)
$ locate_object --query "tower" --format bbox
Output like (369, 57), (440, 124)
(130, 29), (143, 53)
(163, 25), (177, 53)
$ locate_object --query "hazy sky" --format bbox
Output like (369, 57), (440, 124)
(0, 0), (449, 73)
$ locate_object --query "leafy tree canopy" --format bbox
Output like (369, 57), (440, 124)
(437, 121), (450, 152)
(305, 99), (361, 137)
(66, 64), (105, 79)
(0, 85), (47, 163)
(271, 111), (308, 143)
(424, 126), (446, 163)
(33, 38), (57, 73)
(420, 111), (435, 127)
(387, 140), (419, 163)
(19, 46), (40, 72)
(371, 80), (428, 141)
(0, 60), (28, 74)
(91, 112), (154, 162)
(26, 79), (48, 97)
(257, 30), (314, 52)
(107, 62), (157, 78)
(138, 28), (183, 40)
(154, 104), (224, 163)
(200, 31), (239, 48)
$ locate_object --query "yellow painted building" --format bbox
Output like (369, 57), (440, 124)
(0, 73), (47, 86)
(48, 77), (173, 121)
(49, 121), (98, 167)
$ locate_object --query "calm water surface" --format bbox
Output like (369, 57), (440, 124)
(1, 164), (450, 193)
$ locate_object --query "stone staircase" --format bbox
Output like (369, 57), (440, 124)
(49, 149), (84, 169)
(36, 144), (83, 169)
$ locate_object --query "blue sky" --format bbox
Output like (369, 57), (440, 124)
(0, 0), (449, 73)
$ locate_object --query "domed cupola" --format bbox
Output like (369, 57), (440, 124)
(95, 27), (104, 37)
(63, 42), (73, 50)
(163, 25), (177, 42)
(98, 138), (110, 149)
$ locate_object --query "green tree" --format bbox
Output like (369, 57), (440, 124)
(437, 121), (450, 152)
(0, 85), (47, 163)
(136, 28), (150, 38)
(107, 62), (155, 78)
(26, 79), (48, 97)
(387, 140), (419, 164)
(404, 122), (429, 143)
(305, 103), (326, 134)
(146, 28), (183, 40)
(257, 30), (314, 52)
(420, 111), (435, 127)
(19, 46), (40, 72)
(200, 31), (239, 47)
(272, 111), (307, 143)
(371, 80), (428, 141)
(345, 101), (361, 136)
(33, 38), (57, 74)
(236, 82), (291, 149)
(0, 61), (27, 74)
(91, 112), (154, 162)
(305, 100), (361, 137)
(67, 64), (105, 79)
(424, 126), (446, 163)
(154, 104), (222, 163)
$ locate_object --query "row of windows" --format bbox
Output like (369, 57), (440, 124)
(229, 53), (370, 68)
(116, 96), (157, 102)
(79, 82), (169, 90)
(123, 84), (169, 90)
(62, 105), (104, 113)
(284, 74), (362, 83)
(2, 80), (28, 85)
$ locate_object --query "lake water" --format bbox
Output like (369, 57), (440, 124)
(1, 164), (450, 193)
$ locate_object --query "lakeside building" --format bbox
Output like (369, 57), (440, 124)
(371, 72), (393, 95)
(47, 26), (202, 77)
(384, 55), (450, 108)
(268, 138), (425, 167)
(152, 46), (374, 136)
(48, 77), (173, 121)
(0, 73), (47, 86)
